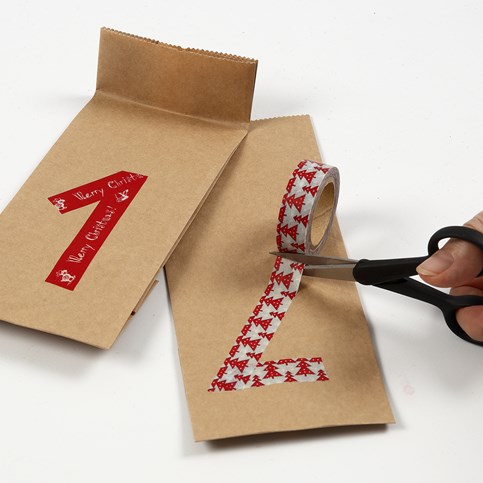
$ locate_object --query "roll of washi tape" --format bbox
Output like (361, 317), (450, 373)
(209, 160), (340, 392)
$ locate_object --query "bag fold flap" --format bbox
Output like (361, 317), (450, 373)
(97, 28), (257, 127)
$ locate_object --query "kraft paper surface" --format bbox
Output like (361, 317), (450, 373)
(0, 28), (257, 348)
(165, 115), (394, 440)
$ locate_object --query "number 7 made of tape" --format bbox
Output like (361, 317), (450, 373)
(46, 171), (147, 291)
(209, 160), (336, 392)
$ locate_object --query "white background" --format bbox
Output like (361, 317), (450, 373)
(0, 1), (482, 482)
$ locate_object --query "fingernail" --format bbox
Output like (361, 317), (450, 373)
(417, 250), (454, 276)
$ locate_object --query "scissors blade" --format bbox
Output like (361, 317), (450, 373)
(269, 252), (358, 281)
(269, 251), (358, 265)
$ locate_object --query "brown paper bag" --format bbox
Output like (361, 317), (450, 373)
(165, 115), (394, 440)
(0, 28), (257, 348)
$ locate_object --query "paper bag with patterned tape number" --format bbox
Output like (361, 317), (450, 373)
(166, 115), (394, 440)
(0, 28), (257, 348)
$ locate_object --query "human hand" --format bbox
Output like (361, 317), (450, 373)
(417, 212), (483, 342)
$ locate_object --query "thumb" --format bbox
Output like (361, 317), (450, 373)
(416, 212), (483, 288)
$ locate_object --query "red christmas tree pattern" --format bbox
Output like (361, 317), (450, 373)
(317, 369), (329, 381)
(263, 361), (282, 379)
(295, 359), (315, 377)
(251, 375), (264, 387)
(284, 371), (297, 382)
(208, 160), (334, 392)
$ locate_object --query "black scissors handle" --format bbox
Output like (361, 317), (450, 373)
(376, 278), (483, 346)
(354, 226), (483, 346)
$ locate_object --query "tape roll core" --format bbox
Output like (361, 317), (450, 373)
(307, 172), (339, 254)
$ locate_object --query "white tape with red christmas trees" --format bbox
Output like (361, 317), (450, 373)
(209, 160), (339, 392)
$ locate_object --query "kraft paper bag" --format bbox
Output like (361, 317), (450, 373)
(165, 115), (394, 440)
(0, 28), (257, 348)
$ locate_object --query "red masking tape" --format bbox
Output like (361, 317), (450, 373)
(45, 171), (148, 291)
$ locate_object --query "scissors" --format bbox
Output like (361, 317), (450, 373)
(271, 226), (483, 346)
